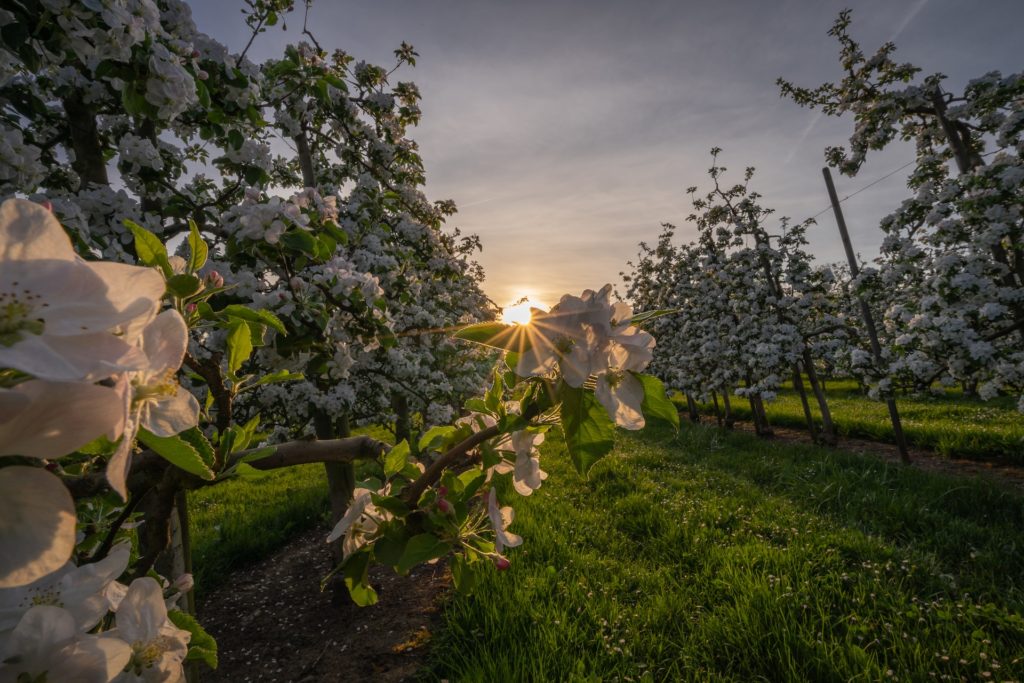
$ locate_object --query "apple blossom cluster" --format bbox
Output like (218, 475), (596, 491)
(322, 285), (678, 597)
(516, 284), (656, 430)
(0, 199), (199, 681)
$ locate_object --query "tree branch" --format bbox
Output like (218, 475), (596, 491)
(230, 435), (388, 470)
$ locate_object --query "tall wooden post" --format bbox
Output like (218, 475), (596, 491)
(791, 365), (818, 441)
(822, 167), (910, 462)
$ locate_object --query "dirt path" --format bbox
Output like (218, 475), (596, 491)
(195, 421), (1024, 682)
(196, 527), (448, 683)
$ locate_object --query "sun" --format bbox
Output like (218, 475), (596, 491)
(501, 297), (547, 325)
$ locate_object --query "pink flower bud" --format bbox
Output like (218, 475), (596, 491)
(185, 303), (198, 313)
(172, 573), (194, 593)
(191, 49), (201, 59)
(437, 498), (451, 514)
(206, 271), (224, 288)
(494, 557), (511, 571)
(437, 485), (448, 498)
(289, 276), (305, 291)
(197, 70), (209, 81)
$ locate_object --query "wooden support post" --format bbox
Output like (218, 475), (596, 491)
(791, 364), (818, 441)
(822, 167), (910, 462)
(801, 348), (837, 445)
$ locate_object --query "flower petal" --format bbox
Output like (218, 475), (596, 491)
(0, 381), (125, 459)
(0, 199), (75, 262)
(143, 389), (199, 438)
(141, 309), (189, 374)
(116, 577), (167, 644)
(596, 371), (646, 430)
(0, 332), (148, 382)
(0, 468), (76, 589)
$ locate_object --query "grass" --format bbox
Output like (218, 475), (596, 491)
(188, 425), (392, 597)
(679, 378), (1024, 463)
(424, 424), (1024, 682)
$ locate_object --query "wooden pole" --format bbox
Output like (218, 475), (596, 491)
(822, 167), (910, 462)
(791, 364), (818, 441)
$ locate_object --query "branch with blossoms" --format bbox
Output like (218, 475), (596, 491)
(319, 285), (680, 603)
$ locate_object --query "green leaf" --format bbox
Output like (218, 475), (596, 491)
(166, 274), (201, 298)
(281, 229), (318, 255)
(371, 494), (411, 519)
(635, 373), (680, 431)
(226, 320), (253, 376)
(453, 321), (530, 353)
(124, 219), (171, 276)
(221, 305), (287, 335)
(384, 440), (410, 479)
(187, 220), (208, 272)
(484, 368), (504, 413)
(227, 128), (244, 151)
(463, 398), (490, 415)
(396, 533), (450, 575)
(343, 551), (378, 606)
(457, 468), (487, 501)
(253, 369), (304, 386)
(558, 384), (616, 476)
(138, 429), (215, 480)
(418, 425), (455, 452)
(168, 609), (218, 670)
(238, 445), (276, 463)
(629, 308), (677, 325)
(372, 531), (407, 567)
(176, 427), (217, 469)
(451, 554), (483, 594)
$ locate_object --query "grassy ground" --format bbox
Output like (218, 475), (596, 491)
(425, 424), (1024, 682)
(680, 379), (1024, 463)
(188, 425), (392, 596)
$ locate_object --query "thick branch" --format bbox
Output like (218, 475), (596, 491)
(62, 92), (109, 188)
(230, 435), (387, 470)
(184, 353), (232, 437)
(402, 425), (501, 506)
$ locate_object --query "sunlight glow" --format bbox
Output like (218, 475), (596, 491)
(501, 298), (547, 325)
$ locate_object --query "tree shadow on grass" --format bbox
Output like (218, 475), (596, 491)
(624, 424), (1024, 603)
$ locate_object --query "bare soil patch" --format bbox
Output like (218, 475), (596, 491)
(196, 527), (448, 683)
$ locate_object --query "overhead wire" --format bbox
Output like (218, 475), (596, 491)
(804, 148), (1003, 224)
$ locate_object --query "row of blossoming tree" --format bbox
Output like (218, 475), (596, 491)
(624, 11), (1024, 435)
(0, 1), (680, 680)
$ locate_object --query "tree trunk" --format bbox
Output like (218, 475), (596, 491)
(711, 391), (723, 427)
(685, 393), (700, 424)
(722, 389), (735, 430)
(392, 392), (411, 444)
(315, 411), (355, 565)
(63, 92), (109, 188)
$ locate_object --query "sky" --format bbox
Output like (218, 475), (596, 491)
(187, 0), (1023, 309)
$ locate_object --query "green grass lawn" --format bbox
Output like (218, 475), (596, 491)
(425, 424), (1024, 682)
(680, 379), (1024, 463)
(188, 425), (392, 596)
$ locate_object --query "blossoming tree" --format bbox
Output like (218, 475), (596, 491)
(0, 1), (679, 680)
(778, 9), (1024, 408)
